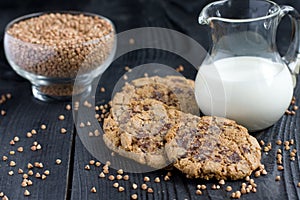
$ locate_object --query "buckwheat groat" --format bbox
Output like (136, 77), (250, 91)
(103, 98), (198, 168)
(165, 116), (261, 180)
(111, 76), (199, 116)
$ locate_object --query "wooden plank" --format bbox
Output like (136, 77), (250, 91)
(71, 68), (300, 200)
(70, 1), (300, 199)
(0, 80), (75, 200)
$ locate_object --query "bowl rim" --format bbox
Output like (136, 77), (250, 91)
(4, 10), (116, 43)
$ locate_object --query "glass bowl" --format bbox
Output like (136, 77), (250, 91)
(4, 11), (116, 102)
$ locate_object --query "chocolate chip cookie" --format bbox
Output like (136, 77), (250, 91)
(165, 116), (261, 180)
(111, 76), (199, 116)
(103, 98), (187, 168)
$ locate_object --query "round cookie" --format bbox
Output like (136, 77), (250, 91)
(165, 116), (261, 180)
(103, 98), (187, 169)
(111, 76), (199, 116)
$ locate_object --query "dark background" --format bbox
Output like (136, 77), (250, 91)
(1, 0), (300, 43)
(1, 0), (300, 82)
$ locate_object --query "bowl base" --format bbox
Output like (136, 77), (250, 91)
(32, 84), (92, 102)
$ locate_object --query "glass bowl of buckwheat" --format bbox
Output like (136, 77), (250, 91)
(4, 11), (116, 102)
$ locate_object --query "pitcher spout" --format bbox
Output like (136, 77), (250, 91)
(198, 11), (210, 25)
(198, 0), (226, 25)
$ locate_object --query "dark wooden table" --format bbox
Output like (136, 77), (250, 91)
(0, 0), (300, 199)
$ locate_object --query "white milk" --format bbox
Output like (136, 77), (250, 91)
(195, 56), (293, 131)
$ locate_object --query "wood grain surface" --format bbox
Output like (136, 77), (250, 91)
(0, 81), (75, 200)
(0, 0), (300, 199)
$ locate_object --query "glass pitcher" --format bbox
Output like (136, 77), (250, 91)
(195, 0), (300, 131)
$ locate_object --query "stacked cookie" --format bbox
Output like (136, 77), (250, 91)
(103, 76), (261, 180)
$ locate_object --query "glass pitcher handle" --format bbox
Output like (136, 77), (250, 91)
(280, 6), (300, 87)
